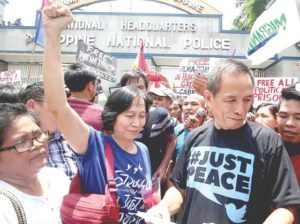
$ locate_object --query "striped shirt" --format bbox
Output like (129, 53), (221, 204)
(47, 131), (78, 179)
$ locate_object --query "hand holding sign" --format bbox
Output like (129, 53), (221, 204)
(192, 70), (207, 95)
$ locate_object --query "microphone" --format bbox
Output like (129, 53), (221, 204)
(178, 108), (206, 136)
(195, 108), (206, 119)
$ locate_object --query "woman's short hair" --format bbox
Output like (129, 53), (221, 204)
(0, 103), (39, 147)
(102, 86), (151, 132)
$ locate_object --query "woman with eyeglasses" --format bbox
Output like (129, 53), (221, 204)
(0, 103), (70, 223)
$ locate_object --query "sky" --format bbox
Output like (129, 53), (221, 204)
(3, 0), (240, 29)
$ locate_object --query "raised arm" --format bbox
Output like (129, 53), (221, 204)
(42, 4), (89, 154)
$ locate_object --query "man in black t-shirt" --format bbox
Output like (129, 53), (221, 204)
(146, 59), (300, 224)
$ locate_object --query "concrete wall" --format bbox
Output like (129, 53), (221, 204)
(1, 10), (299, 95)
(0, 12), (249, 56)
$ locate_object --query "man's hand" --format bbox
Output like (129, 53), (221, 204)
(42, 3), (74, 38)
(145, 202), (171, 224)
(263, 207), (296, 224)
(192, 71), (207, 95)
(183, 114), (203, 130)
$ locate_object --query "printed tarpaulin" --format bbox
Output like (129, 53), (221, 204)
(246, 0), (300, 65)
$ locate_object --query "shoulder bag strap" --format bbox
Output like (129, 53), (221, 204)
(140, 146), (152, 184)
(104, 141), (117, 191)
(0, 189), (27, 224)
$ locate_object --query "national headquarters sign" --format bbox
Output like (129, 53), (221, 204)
(63, 0), (222, 14)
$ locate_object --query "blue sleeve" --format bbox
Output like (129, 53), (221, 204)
(175, 123), (185, 135)
(75, 127), (107, 194)
(137, 141), (152, 181)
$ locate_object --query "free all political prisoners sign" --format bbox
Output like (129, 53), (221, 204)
(174, 57), (217, 96)
(254, 77), (298, 106)
(0, 70), (22, 87)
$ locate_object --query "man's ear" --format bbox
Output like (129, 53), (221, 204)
(276, 112), (279, 121)
(204, 90), (213, 108)
(86, 81), (95, 92)
(26, 99), (35, 111)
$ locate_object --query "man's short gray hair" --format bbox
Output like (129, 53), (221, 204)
(206, 59), (255, 96)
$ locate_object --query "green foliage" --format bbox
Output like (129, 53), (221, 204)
(233, 0), (272, 31)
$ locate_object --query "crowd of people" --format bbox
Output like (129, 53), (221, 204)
(0, 3), (299, 224)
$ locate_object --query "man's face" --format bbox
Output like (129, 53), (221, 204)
(151, 94), (171, 110)
(126, 77), (147, 91)
(169, 101), (182, 120)
(205, 72), (254, 130)
(182, 95), (204, 118)
(255, 105), (277, 130)
(277, 99), (300, 143)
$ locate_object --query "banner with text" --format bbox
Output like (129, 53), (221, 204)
(246, 0), (300, 65)
(76, 40), (117, 83)
(174, 57), (217, 96)
(254, 77), (298, 106)
(0, 70), (22, 87)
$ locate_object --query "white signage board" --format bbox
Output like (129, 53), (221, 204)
(174, 57), (217, 96)
(0, 70), (22, 87)
(253, 77), (298, 106)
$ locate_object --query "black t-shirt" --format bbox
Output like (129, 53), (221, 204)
(171, 122), (300, 224)
(284, 142), (300, 157)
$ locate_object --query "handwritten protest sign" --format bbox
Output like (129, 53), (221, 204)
(254, 77), (298, 106)
(174, 58), (217, 96)
(0, 70), (22, 87)
(76, 40), (117, 83)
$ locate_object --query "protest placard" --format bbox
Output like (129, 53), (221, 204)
(76, 40), (117, 83)
(0, 70), (22, 87)
(174, 57), (216, 96)
(253, 77), (298, 106)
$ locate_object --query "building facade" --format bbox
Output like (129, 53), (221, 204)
(0, 0), (299, 95)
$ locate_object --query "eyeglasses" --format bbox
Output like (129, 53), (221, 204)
(0, 131), (49, 153)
